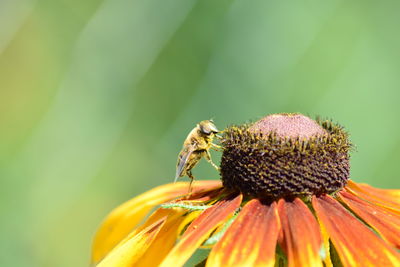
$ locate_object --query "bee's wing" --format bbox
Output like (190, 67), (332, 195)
(175, 145), (196, 183)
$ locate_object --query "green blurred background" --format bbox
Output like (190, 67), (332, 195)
(1, 0), (400, 266)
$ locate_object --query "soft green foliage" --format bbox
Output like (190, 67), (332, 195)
(0, 1), (399, 266)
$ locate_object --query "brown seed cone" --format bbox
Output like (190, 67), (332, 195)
(220, 113), (351, 200)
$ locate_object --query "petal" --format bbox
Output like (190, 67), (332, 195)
(135, 210), (202, 267)
(95, 208), (182, 266)
(338, 191), (400, 249)
(92, 180), (221, 263)
(159, 194), (243, 267)
(172, 187), (225, 204)
(355, 182), (400, 205)
(345, 180), (400, 212)
(312, 194), (400, 267)
(318, 222), (333, 267)
(206, 199), (280, 267)
(97, 217), (166, 267)
(278, 198), (323, 267)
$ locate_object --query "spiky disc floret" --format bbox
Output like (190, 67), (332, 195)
(220, 114), (351, 200)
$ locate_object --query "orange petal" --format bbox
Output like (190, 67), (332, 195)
(97, 217), (166, 267)
(338, 191), (400, 249)
(206, 199), (280, 267)
(92, 180), (221, 263)
(312, 194), (400, 267)
(346, 180), (400, 212)
(159, 194), (243, 267)
(355, 182), (400, 205)
(278, 198), (323, 267)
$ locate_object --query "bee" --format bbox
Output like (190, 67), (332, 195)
(175, 120), (221, 191)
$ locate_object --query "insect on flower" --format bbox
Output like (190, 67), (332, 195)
(92, 113), (400, 267)
(175, 120), (221, 191)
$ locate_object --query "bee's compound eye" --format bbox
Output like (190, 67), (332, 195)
(200, 126), (212, 135)
(209, 123), (219, 133)
(199, 120), (219, 135)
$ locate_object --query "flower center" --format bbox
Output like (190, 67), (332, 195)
(220, 113), (351, 200)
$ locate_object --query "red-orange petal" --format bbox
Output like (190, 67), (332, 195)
(206, 199), (280, 267)
(313, 194), (400, 267)
(278, 198), (323, 267)
(338, 191), (400, 249)
(92, 180), (221, 263)
(96, 217), (166, 267)
(159, 194), (243, 267)
(345, 180), (400, 212)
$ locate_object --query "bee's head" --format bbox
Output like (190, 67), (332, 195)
(198, 120), (219, 135)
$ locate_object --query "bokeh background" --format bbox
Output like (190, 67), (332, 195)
(1, 0), (400, 266)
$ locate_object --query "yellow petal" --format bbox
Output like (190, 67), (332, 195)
(96, 217), (166, 267)
(136, 210), (202, 267)
(318, 220), (333, 267)
(92, 180), (221, 263)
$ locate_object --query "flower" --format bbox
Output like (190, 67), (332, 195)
(91, 114), (400, 267)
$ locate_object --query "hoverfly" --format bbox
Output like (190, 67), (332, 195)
(175, 120), (221, 191)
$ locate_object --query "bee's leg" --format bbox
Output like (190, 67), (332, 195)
(205, 150), (220, 171)
(215, 130), (224, 139)
(211, 143), (223, 151)
(187, 171), (195, 194)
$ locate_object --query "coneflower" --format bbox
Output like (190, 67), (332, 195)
(92, 113), (400, 267)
